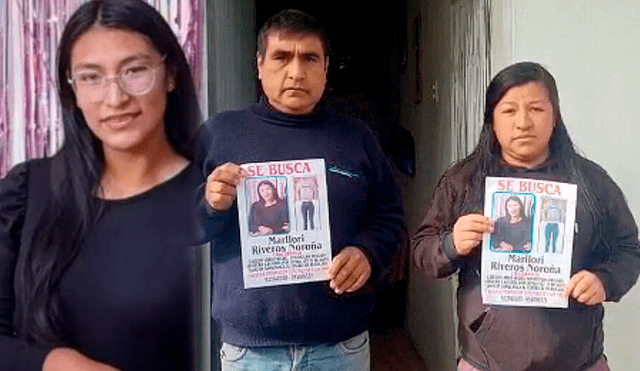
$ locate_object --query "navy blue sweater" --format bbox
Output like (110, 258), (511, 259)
(200, 98), (404, 346)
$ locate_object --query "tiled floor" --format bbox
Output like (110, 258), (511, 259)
(371, 328), (428, 371)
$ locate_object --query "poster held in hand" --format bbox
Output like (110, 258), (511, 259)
(237, 158), (332, 289)
(481, 176), (577, 308)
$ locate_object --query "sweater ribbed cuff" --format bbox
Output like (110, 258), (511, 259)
(442, 232), (462, 262)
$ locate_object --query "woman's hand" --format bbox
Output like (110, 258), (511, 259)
(498, 241), (514, 251)
(205, 162), (247, 211)
(256, 225), (274, 235)
(43, 348), (121, 371)
(328, 247), (371, 294)
(453, 214), (494, 255)
(564, 270), (606, 305)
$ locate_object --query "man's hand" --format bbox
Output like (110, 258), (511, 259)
(43, 348), (121, 371)
(564, 270), (606, 305)
(327, 247), (371, 294)
(453, 214), (493, 255)
(205, 163), (247, 211)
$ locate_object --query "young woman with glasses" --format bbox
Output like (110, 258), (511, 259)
(0, 0), (204, 370)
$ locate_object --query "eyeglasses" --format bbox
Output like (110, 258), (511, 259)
(68, 56), (166, 103)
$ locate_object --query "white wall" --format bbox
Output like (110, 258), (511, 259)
(492, 0), (640, 368)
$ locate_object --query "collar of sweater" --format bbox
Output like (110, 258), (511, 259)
(493, 156), (561, 178)
(251, 95), (328, 127)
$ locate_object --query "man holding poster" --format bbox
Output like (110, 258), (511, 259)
(199, 9), (403, 371)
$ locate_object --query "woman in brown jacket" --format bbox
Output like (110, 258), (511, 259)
(411, 62), (640, 371)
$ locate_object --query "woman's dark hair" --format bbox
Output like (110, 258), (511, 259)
(256, 180), (281, 204)
(15, 0), (201, 344)
(504, 196), (526, 220)
(458, 61), (603, 248)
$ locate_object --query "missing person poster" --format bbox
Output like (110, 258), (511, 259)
(481, 177), (577, 308)
(236, 159), (332, 289)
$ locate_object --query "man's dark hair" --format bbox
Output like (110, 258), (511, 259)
(257, 9), (330, 59)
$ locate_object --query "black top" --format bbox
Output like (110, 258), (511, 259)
(248, 199), (289, 235)
(491, 216), (532, 252)
(0, 158), (206, 371)
(198, 97), (404, 346)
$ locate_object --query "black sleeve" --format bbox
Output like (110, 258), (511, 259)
(191, 121), (215, 175)
(195, 117), (237, 238)
(248, 203), (259, 233)
(279, 200), (289, 231)
(590, 171), (640, 302)
(411, 172), (464, 278)
(491, 219), (502, 249)
(524, 217), (533, 245)
(0, 162), (54, 371)
(348, 129), (405, 284)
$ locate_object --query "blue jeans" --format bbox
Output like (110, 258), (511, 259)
(301, 201), (315, 230)
(220, 331), (370, 371)
(545, 222), (559, 253)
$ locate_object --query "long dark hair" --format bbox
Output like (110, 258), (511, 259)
(457, 62), (603, 245)
(256, 180), (281, 204)
(504, 196), (526, 221)
(15, 0), (201, 344)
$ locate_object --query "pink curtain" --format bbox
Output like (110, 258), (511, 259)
(0, 1), (9, 176)
(20, 0), (61, 163)
(0, 0), (204, 177)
